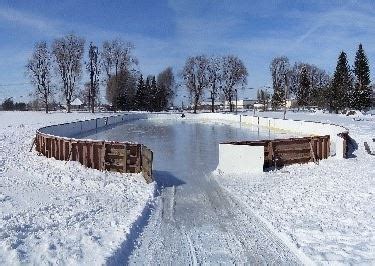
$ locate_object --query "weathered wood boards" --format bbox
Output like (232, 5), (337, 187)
(223, 135), (331, 169)
(35, 132), (153, 183)
(141, 146), (153, 183)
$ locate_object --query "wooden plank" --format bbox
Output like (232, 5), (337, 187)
(317, 138), (322, 159)
(141, 145), (153, 183)
(106, 154), (125, 159)
(78, 143), (83, 164)
(82, 142), (87, 166)
(274, 148), (311, 154)
(283, 157), (312, 165)
(89, 143), (94, 168)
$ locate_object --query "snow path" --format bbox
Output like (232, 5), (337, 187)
(126, 174), (301, 265)
(84, 119), (302, 264)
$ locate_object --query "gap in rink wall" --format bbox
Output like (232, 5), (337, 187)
(34, 112), (350, 179)
(183, 113), (349, 174)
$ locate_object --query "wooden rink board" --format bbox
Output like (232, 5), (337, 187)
(223, 135), (332, 169)
(35, 132), (153, 183)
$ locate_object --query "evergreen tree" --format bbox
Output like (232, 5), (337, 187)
(134, 75), (146, 110)
(352, 43), (371, 110)
(329, 51), (352, 113)
(150, 76), (158, 111)
(297, 66), (310, 108)
(144, 77), (151, 111)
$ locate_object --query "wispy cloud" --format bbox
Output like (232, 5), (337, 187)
(0, 6), (61, 37)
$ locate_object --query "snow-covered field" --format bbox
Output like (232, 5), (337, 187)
(0, 111), (154, 264)
(1, 110), (374, 264)
(217, 111), (375, 264)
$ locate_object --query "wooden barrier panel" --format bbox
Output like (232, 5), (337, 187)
(141, 145), (153, 183)
(223, 135), (331, 169)
(35, 132), (154, 183)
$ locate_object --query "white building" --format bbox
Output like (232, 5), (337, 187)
(224, 99), (257, 110)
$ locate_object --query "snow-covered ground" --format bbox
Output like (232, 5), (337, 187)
(1, 110), (374, 264)
(0, 111), (154, 265)
(217, 110), (375, 264)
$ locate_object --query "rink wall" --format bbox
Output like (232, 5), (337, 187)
(35, 113), (153, 183)
(182, 113), (349, 174)
(35, 112), (349, 177)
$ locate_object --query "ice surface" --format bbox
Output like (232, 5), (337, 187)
(83, 118), (303, 264)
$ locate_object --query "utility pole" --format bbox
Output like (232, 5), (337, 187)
(235, 88), (238, 114)
(283, 73), (288, 120)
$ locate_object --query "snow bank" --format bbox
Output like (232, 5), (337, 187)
(216, 111), (375, 264)
(0, 111), (154, 264)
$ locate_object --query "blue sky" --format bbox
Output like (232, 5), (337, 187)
(1, 0), (375, 102)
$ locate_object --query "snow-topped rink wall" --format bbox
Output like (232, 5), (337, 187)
(34, 112), (349, 178)
(181, 113), (349, 174)
(35, 113), (154, 183)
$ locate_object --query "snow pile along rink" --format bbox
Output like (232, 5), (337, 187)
(216, 111), (375, 264)
(0, 112), (154, 264)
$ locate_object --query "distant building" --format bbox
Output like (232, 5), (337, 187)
(190, 101), (223, 111)
(224, 99), (257, 110)
(70, 98), (84, 110)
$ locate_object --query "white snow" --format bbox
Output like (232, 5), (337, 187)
(1, 110), (375, 264)
(216, 110), (375, 264)
(0, 111), (154, 265)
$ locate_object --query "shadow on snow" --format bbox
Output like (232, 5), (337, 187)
(105, 170), (185, 265)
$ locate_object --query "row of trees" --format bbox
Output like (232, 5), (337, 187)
(1, 98), (27, 111)
(182, 55), (248, 113)
(26, 35), (175, 113)
(106, 67), (175, 111)
(270, 57), (330, 110)
(26, 34), (86, 113)
(270, 44), (372, 112)
(330, 44), (372, 112)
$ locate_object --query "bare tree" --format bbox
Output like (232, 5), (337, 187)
(86, 42), (100, 113)
(290, 62), (330, 108)
(221, 55), (248, 112)
(182, 55), (209, 113)
(106, 69), (138, 110)
(270, 56), (290, 110)
(257, 89), (270, 111)
(26, 41), (53, 113)
(207, 57), (222, 112)
(156, 67), (175, 110)
(52, 34), (85, 113)
(101, 40), (137, 79)
(101, 39), (138, 108)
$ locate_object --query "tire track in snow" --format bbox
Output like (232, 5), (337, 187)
(0, 136), (5, 175)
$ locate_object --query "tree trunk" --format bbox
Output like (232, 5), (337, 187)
(228, 95), (233, 112)
(44, 95), (49, 113)
(211, 87), (215, 113)
(90, 67), (95, 113)
(67, 100), (71, 113)
(91, 97), (95, 113)
(194, 96), (199, 114)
